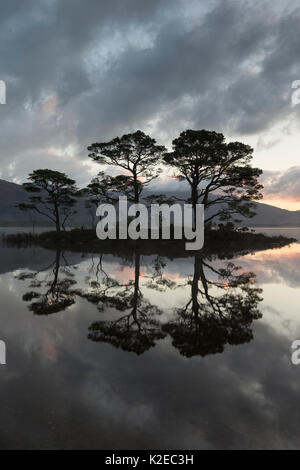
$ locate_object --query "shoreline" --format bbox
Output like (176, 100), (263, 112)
(2, 228), (296, 259)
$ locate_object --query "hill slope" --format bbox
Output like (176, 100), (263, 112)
(0, 179), (299, 227)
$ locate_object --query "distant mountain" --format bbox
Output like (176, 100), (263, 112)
(0, 179), (299, 227)
(143, 188), (300, 227)
(0, 179), (84, 227)
(245, 201), (300, 227)
(0, 179), (38, 226)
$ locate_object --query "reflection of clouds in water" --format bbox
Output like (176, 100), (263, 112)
(0, 241), (300, 448)
(1, 315), (299, 449)
(235, 243), (300, 288)
(258, 285), (300, 338)
(221, 243), (300, 338)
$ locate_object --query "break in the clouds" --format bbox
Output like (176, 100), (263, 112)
(0, 0), (300, 187)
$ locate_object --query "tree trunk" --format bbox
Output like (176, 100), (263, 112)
(54, 204), (61, 234)
(131, 252), (141, 322)
(191, 255), (201, 318)
(191, 182), (198, 230)
(52, 248), (61, 289)
(133, 171), (139, 204)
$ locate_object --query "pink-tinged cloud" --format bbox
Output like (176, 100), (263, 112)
(42, 94), (58, 115)
(262, 167), (300, 205)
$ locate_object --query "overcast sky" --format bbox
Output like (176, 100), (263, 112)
(1, 0), (300, 209)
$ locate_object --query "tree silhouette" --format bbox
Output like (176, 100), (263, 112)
(17, 249), (76, 315)
(88, 130), (166, 203)
(164, 130), (263, 227)
(17, 169), (79, 233)
(163, 254), (263, 357)
(143, 255), (177, 292)
(83, 171), (118, 228)
(76, 252), (166, 354)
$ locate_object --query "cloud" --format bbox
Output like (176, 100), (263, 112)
(0, 0), (300, 184)
(262, 167), (300, 201)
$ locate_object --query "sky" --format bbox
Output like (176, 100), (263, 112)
(1, 0), (300, 210)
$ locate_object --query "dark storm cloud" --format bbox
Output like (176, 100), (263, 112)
(0, 0), (300, 184)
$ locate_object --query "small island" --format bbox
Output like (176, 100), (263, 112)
(2, 129), (297, 258)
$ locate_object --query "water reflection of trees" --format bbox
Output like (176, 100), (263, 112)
(17, 249), (263, 357)
(163, 255), (263, 357)
(16, 248), (76, 314)
(75, 251), (262, 356)
(76, 253), (166, 354)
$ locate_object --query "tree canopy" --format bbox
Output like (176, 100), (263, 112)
(18, 169), (79, 233)
(88, 130), (166, 203)
(163, 129), (263, 226)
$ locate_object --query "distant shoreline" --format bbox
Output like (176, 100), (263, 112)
(250, 226), (300, 229)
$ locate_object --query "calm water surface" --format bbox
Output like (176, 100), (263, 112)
(0, 228), (300, 449)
